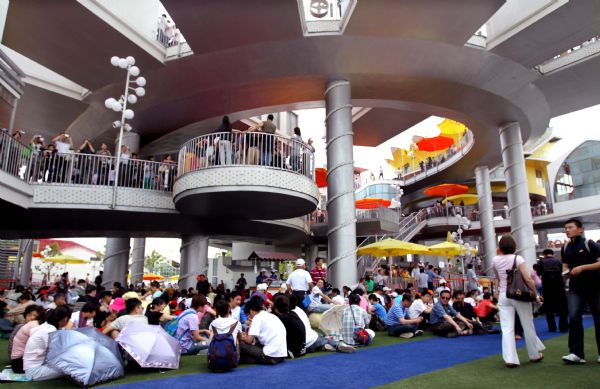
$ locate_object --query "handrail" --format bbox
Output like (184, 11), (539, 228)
(177, 131), (315, 180)
(0, 131), (174, 192)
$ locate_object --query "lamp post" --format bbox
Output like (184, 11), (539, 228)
(104, 56), (147, 209)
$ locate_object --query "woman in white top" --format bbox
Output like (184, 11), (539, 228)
(492, 234), (545, 367)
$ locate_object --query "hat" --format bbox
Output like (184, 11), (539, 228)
(383, 286), (392, 292)
(439, 278), (447, 285)
(279, 284), (288, 293)
(257, 283), (268, 291)
(39, 289), (49, 295)
(391, 292), (398, 298)
(122, 291), (139, 301)
(109, 297), (126, 312)
(296, 258), (305, 266)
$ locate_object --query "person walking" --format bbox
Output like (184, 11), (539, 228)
(560, 219), (600, 364)
(493, 234), (544, 367)
(537, 248), (568, 333)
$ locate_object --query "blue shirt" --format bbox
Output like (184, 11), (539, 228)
(429, 301), (457, 325)
(385, 302), (409, 326)
(393, 295), (403, 304)
(371, 303), (388, 321)
(427, 270), (436, 283)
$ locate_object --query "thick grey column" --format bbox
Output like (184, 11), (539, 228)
(179, 235), (208, 291)
(130, 238), (146, 287)
(19, 239), (33, 286)
(325, 80), (358, 288)
(475, 166), (496, 276)
(537, 230), (548, 250)
(103, 238), (130, 289)
(499, 123), (536, 266)
(14, 240), (23, 283)
(305, 245), (319, 264)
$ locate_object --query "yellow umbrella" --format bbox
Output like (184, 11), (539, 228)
(168, 275), (179, 282)
(438, 118), (467, 135)
(357, 238), (431, 257)
(442, 194), (479, 205)
(428, 241), (468, 257)
(42, 255), (89, 265)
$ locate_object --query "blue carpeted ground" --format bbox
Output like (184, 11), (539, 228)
(107, 316), (592, 389)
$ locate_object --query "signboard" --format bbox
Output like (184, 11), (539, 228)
(298, 0), (357, 36)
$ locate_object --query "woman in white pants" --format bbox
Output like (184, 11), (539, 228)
(493, 234), (545, 367)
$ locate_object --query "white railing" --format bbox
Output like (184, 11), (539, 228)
(177, 131), (315, 180)
(0, 131), (174, 192)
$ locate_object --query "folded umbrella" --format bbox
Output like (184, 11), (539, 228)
(46, 329), (124, 387)
(319, 304), (346, 334)
(116, 322), (181, 369)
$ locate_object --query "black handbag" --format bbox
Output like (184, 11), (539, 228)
(506, 255), (536, 302)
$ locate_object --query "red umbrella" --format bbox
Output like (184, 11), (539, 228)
(315, 168), (327, 188)
(424, 184), (469, 198)
(356, 198), (391, 209)
(416, 136), (455, 152)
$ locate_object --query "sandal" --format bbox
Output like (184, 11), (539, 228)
(506, 363), (519, 368)
(530, 354), (544, 363)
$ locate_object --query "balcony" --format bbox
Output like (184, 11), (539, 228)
(173, 132), (319, 220)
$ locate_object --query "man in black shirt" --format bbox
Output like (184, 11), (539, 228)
(537, 249), (568, 333)
(561, 219), (600, 364)
(452, 290), (499, 335)
(272, 294), (306, 359)
(196, 274), (211, 296)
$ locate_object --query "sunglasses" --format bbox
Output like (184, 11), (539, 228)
(440, 296), (450, 300)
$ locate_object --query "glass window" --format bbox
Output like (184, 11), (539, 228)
(555, 141), (600, 202)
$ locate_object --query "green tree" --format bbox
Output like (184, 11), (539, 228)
(145, 250), (168, 274)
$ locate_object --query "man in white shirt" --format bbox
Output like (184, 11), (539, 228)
(330, 288), (345, 305)
(24, 306), (72, 381)
(228, 291), (242, 322)
(103, 298), (148, 339)
(286, 258), (313, 310)
(239, 296), (287, 364)
(308, 279), (334, 313)
(408, 291), (433, 329)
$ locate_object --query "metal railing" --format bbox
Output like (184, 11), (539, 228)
(0, 131), (174, 192)
(399, 131), (474, 185)
(177, 131), (315, 179)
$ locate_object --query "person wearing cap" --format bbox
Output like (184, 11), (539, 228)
(251, 283), (273, 308)
(435, 279), (450, 296)
(286, 259), (313, 310)
(256, 269), (268, 285)
(36, 290), (52, 310)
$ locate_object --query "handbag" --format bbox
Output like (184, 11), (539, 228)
(349, 305), (371, 345)
(506, 255), (536, 302)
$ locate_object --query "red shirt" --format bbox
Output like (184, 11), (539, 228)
(474, 299), (493, 317)
(310, 266), (327, 283)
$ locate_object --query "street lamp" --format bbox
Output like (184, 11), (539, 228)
(105, 55), (147, 209)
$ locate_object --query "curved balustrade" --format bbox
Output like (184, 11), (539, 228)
(177, 131), (314, 179)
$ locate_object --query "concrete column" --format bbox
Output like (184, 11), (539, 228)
(102, 237), (130, 289)
(537, 230), (548, 250)
(8, 98), (17, 133)
(325, 80), (358, 288)
(14, 240), (23, 283)
(499, 123), (536, 266)
(475, 166), (497, 276)
(130, 238), (146, 287)
(179, 235), (208, 291)
(19, 239), (33, 286)
(305, 244), (319, 264)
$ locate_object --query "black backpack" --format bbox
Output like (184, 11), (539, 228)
(207, 321), (239, 373)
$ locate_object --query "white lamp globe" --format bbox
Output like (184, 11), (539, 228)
(129, 66), (140, 77)
(126, 56), (135, 66)
(124, 109), (134, 120)
(127, 94), (138, 104)
(457, 228), (463, 234)
(104, 98), (116, 109)
(111, 101), (122, 112)
(118, 58), (128, 69)
(458, 239), (464, 245)
(135, 77), (146, 87)
(135, 87), (146, 97)
(110, 56), (120, 66)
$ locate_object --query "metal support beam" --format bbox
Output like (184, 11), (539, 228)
(102, 237), (130, 289)
(537, 230), (548, 251)
(475, 166), (496, 276)
(325, 80), (358, 288)
(130, 238), (145, 287)
(179, 235), (208, 291)
(19, 239), (33, 286)
(499, 122), (536, 266)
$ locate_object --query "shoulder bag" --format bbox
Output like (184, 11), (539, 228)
(506, 255), (536, 302)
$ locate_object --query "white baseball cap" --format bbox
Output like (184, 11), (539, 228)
(296, 258), (306, 266)
(257, 283), (268, 291)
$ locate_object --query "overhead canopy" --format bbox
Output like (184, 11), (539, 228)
(355, 198), (391, 209)
(42, 255), (89, 265)
(442, 194), (479, 205)
(248, 251), (297, 262)
(424, 184), (469, 198)
(438, 118), (467, 135)
(416, 135), (455, 152)
(428, 241), (468, 257)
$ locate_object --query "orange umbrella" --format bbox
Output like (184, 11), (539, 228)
(356, 198), (391, 209)
(416, 136), (455, 152)
(143, 274), (164, 281)
(424, 184), (469, 198)
(315, 167), (327, 188)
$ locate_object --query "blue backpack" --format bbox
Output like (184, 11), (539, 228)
(164, 310), (195, 338)
(207, 321), (239, 372)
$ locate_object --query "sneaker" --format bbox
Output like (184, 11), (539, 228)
(414, 330), (424, 337)
(335, 342), (357, 353)
(287, 350), (295, 359)
(323, 344), (336, 352)
(597, 356), (600, 363)
(400, 332), (414, 339)
(562, 353), (586, 364)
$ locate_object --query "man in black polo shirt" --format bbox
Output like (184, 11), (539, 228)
(537, 249), (568, 333)
(561, 219), (600, 364)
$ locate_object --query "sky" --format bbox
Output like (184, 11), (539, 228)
(66, 103), (600, 261)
